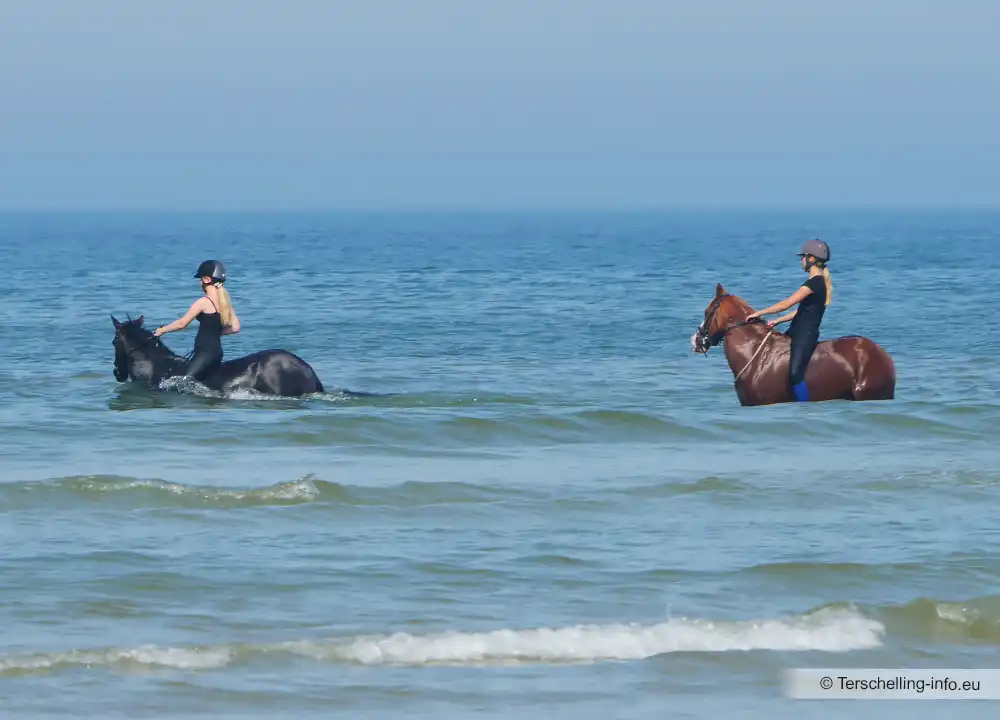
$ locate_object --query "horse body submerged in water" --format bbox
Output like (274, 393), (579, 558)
(112, 315), (324, 397)
(691, 284), (895, 406)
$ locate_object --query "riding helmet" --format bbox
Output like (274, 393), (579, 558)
(797, 239), (830, 262)
(194, 259), (227, 282)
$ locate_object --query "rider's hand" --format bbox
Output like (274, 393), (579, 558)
(153, 327), (164, 337)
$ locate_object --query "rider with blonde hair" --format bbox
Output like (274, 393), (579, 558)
(746, 239), (832, 402)
(153, 260), (241, 382)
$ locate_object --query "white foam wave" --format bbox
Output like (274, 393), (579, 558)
(0, 644), (231, 674)
(314, 606), (883, 665)
(157, 376), (217, 396)
(935, 601), (991, 626)
(0, 607), (883, 674)
(157, 376), (334, 402)
(78, 476), (320, 502)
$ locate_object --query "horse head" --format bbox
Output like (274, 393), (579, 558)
(111, 313), (150, 382)
(691, 284), (756, 354)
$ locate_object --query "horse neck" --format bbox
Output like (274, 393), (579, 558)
(721, 322), (774, 377)
(130, 333), (181, 372)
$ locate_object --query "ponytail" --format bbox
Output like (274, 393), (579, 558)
(215, 283), (233, 326)
(821, 266), (832, 306)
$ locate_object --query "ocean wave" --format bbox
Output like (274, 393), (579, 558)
(0, 474), (524, 511)
(120, 381), (535, 408)
(765, 597), (1000, 645)
(0, 605), (882, 675)
(621, 475), (747, 498)
(106, 378), (999, 447)
(5, 466), (999, 512)
(244, 408), (712, 447)
(878, 596), (1000, 644)
(743, 560), (926, 581)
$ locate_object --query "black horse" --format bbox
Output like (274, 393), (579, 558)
(111, 314), (325, 397)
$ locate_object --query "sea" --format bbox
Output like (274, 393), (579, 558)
(1, 209), (998, 719)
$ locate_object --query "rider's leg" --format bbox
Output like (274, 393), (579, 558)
(788, 330), (818, 402)
(184, 349), (222, 383)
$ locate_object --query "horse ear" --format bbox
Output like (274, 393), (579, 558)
(136, 314), (144, 326)
(111, 315), (121, 329)
(715, 283), (726, 298)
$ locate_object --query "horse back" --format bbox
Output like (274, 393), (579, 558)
(811, 334), (895, 399)
(823, 335), (894, 365)
(750, 333), (894, 403)
(213, 349), (324, 395)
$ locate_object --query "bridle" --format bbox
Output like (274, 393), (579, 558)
(113, 328), (160, 359)
(693, 293), (759, 351)
(693, 293), (775, 383)
(112, 325), (161, 381)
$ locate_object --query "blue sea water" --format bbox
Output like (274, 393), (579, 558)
(1, 209), (999, 719)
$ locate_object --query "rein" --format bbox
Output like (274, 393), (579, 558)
(116, 330), (160, 359)
(114, 324), (194, 379)
(113, 322), (168, 378)
(695, 293), (776, 383)
(732, 329), (774, 383)
(708, 318), (763, 346)
(695, 294), (765, 348)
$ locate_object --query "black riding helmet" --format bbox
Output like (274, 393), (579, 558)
(195, 259), (226, 283)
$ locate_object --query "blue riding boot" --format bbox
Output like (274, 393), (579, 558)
(792, 381), (810, 402)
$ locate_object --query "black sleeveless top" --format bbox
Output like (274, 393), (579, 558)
(193, 301), (223, 356)
(788, 274), (827, 337)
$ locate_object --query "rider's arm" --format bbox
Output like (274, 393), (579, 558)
(756, 285), (813, 316)
(772, 310), (797, 325)
(155, 298), (207, 335)
(222, 306), (241, 335)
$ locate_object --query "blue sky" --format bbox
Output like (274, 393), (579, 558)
(1, 0), (998, 209)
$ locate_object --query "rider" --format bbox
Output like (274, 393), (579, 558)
(153, 260), (241, 382)
(746, 239), (832, 402)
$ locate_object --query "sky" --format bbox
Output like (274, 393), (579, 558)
(1, 0), (998, 210)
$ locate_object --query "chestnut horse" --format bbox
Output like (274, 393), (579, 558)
(691, 284), (896, 406)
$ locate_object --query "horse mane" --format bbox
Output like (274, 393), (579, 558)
(720, 293), (754, 321)
(718, 291), (789, 343)
(118, 316), (180, 360)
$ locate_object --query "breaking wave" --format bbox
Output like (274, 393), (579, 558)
(0, 605), (882, 675)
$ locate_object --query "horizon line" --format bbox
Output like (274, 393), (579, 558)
(2, 203), (1000, 214)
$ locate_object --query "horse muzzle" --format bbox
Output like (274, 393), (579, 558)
(113, 367), (127, 382)
(691, 327), (710, 354)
